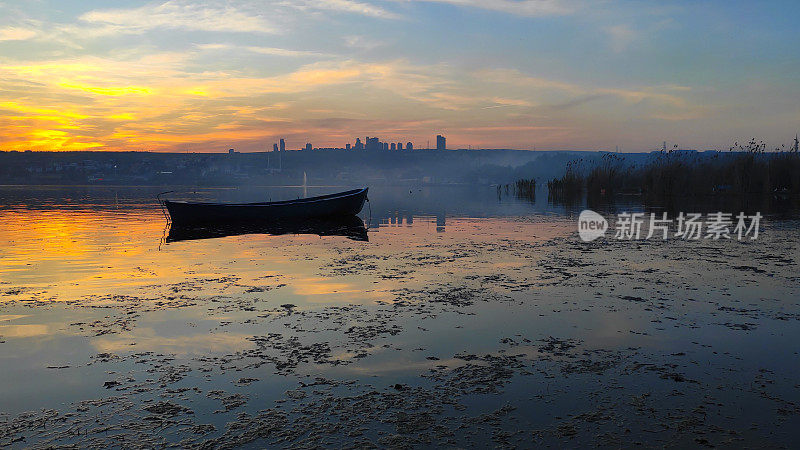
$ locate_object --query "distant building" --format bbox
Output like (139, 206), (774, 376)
(346, 143), (351, 150)
(406, 142), (413, 151)
(228, 148), (235, 154)
(365, 137), (381, 152)
(273, 143), (278, 152)
(279, 139), (285, 152)
(436, 135), (446, 151)
(390, 143), (396, 150)
(397, 142), (403, 150)
(305, 143), (312, 151)
(383, 142), (389, 151)
(354, 138), (364, 151)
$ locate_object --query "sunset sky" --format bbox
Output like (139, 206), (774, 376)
(0, 0), (798, 152)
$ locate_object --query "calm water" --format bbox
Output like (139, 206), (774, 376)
(0, 185), (798, 447)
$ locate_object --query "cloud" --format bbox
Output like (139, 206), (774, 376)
(409, 0), (575, 16)
(488, 97), (533, 107)
(245, 46), (325, 57)
(195, 43), (327, 57)
(473, 68), (583, 94)
(605, 24), (637, 52)
(474, 68), (689, 108)
(292, 0), (401, 19)
(79, 0), (276, 34)
(344, 35), (386, 50)
(0, 46), (702, 152)
(0, 27), (37, 41)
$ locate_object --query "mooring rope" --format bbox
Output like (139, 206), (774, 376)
(155, 190), (174, 222)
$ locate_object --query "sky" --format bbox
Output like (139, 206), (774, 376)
(0, 0), (798, 152)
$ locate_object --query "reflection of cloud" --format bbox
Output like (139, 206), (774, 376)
(0, 315), (30, 321)
(0, 324), (50, 338)
(334, 356), (462, 375)
(93, 330), (251, 355)
(291, 277), (362, 296)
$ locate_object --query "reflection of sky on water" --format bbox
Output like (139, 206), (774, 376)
(0, 186), (575, 417)
(0, 185), (798, 445)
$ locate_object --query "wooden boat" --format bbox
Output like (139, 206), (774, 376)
(164, 188), (368, 225)
(165, 214), (368, 243)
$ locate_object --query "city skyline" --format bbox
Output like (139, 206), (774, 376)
(0, 1), (798, 153)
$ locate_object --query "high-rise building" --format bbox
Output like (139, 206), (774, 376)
(366, 137), (381, 151)
(279, 139), (285, 152)
(383, 142), (389, 151)
(390, 143), (396, 150)
(406, 142), (413, 151)
(273, 143), (278, 152)
(397, 142), (403, 150)
(346, 143), (351, 150)
(228, 148), (235, 154)
(305, 143), (312, 151)
(436, 135), (446, 150)
(354, 138), (363, 151)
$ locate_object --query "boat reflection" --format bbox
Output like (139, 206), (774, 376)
(165, 214), (368, 243)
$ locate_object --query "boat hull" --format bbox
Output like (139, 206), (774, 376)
(164, 188), (368, 225)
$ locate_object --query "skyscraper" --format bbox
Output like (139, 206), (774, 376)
(390, 143), (396, 150)
(354, 138), (363, 151)
(397, 142), (403, 150)
(406, 142), (413, 151)
(436, 135), (446, 150)
(365, 137), (380, 151)
(305, 143), (312, 151)
(273, 143), (278, 152)
(279, 139), (285, 152)
(346, 143), (351, 150)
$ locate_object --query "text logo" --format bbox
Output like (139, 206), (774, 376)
(578, 210), (608, 242)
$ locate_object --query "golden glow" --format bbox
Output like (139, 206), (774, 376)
(0, 53), (705, 151)
(58, 82), (153, 96)
(182, 88), (211, 97)
(108, 113), (137, 121)
(0, 101), (87, 120)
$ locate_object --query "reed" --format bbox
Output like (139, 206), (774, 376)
(547, 159), (585, 201)
(514, 178), (536, 200)
(548, 137), (800, 202)
(641, 139), (799, 200)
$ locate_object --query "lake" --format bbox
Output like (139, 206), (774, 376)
(0, 185), (798, 447)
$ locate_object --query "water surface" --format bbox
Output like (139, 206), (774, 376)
(1, 185), (798, 447)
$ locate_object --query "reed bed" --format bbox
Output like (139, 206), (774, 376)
(514, 178), (536, 200)
(547, 138), (800, 202)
